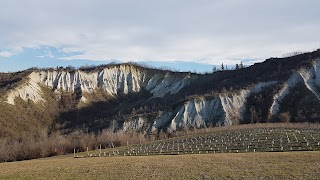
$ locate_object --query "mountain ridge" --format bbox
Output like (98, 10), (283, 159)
(1, 49), (320, 140)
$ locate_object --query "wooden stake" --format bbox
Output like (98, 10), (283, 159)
(87, 147), (89, 156)
(111, 142), (115, 155)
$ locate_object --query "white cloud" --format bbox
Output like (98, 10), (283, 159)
(0, 51), (14, 57)
(0, 0), (319, 65)
(37, 51), (54, 58)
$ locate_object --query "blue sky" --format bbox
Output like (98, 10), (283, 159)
(0, 0), (319, 72)
(0, 46), (219, 72)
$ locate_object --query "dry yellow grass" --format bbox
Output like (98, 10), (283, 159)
(0, 151), (320, 179)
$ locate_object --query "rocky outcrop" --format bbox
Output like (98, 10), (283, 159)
(298, 59), (320, 100)
(156, 81), (277, 132)
(167, 97), (224, 131)
(269, 58), (320, 117)
(5, 65), (191, 105)
(147, 74), (190, 97)
(4, 57), (320, 133)
(269, 73), (301, 116)
(6, 74), (44, 105)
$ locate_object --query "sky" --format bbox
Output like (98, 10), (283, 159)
(0, 0), (319, 72)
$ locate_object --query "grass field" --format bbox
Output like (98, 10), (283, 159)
(0, 151), (320, 179)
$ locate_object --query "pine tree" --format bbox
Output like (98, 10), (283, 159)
(240, 61), (244, 69)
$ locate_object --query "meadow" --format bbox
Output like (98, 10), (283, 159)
(0, 151), (319, 179)
(1, 124), (320, 179)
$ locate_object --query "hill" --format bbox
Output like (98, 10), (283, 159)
(1, 49), (320, 161)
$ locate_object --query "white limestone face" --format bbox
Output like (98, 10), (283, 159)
(220, 81), (277, 125)
(148, 74), (191, 97)
(6, 75), (44, 105)
(152, 81), (277, 132)
(298, 58), (320, 100)
(269, 58), (320, 116)
(5, 65), (190, 105)
(38, 65), (146, 94)
(149, 111), (173, 133)
(167, 97), (224, 132)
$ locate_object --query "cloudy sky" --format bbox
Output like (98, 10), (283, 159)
(0, 0), (319, 72)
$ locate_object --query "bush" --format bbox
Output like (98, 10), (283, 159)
(0, 128), (148, 162)
(278, 112), (291, 123)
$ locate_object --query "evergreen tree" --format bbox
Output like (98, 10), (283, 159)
(240, 61), (244, 69)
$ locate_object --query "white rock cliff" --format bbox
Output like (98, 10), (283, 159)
(5, 59), (320, 132)
(6, 65), (191, 105)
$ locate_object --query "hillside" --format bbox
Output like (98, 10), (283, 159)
(1, 50), (320, 142)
